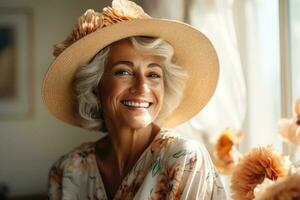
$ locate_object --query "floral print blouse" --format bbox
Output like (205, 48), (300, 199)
(48, 130), (227, 200)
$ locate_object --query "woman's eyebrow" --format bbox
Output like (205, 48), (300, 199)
(148, 63), (162, 69)
(110, 61), (162, 69)
(111, 60), (133, 67)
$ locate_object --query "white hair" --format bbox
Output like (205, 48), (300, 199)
(73, 36), (188, 132)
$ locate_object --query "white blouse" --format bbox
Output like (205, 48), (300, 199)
(48, 130), (227, 200)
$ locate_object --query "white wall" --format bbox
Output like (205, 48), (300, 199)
(0, 0), (111, 196)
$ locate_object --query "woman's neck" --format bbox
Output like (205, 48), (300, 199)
(98, 123), (158, 178)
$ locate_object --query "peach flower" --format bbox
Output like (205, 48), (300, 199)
(213, 128), (243, 175)
(255, 174), (300, 200)
(231, 146), (291, 200)
(278, 97), (300, 145)
(278, 98), (300, 145)
(54, 0), (150, 57)
(278, 118), (300, 145)
(253, 178), (275, 199)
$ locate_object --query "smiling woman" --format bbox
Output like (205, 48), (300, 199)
(74, 36), (187, 132)
(98, 39), (165, 131)
(42, 0), (227, 199)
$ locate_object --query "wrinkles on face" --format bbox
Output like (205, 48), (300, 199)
(97, 39), (164, 130)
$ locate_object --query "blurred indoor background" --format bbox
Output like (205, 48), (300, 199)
(0, 0), (299, 199)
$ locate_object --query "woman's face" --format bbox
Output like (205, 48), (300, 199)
(98, 39), (164, 129)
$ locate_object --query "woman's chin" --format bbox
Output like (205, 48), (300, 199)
(126, 115), (153, 129)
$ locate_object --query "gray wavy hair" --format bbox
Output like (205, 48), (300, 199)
(73, 36), (188, 132)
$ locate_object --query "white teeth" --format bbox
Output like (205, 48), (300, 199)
(122, 100), (150, 108)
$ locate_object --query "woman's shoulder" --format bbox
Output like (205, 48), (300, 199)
(152, 129), (211, 163)
(154, 129), (207, 152)
(49, 142), (96, 172)
(152, 129), (218, 175)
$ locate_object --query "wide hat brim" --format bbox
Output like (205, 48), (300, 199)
(42, 18), (219, 128)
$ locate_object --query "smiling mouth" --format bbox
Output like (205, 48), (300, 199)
(121, 100), (153, 108)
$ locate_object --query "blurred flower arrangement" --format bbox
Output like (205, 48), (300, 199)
(278, 98), (300, 146)
(254, 174), (300, 200)
(224, 97), (300, 200)
(231, 146), (291, 200)
(213, 128), (243, 175)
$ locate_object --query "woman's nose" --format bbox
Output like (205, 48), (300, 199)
(130, 74), (150, 94)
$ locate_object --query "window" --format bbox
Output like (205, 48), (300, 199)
(289, 0), (300, 105)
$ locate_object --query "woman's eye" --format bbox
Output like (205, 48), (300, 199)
(114, 70), (130, 76)
(148, 73), (161, 79)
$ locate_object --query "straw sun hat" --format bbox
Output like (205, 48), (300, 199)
(42, 0), (219, 128)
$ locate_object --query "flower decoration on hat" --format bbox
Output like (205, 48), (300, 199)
(213, 128), (243, 175)
(231, 146), (291, 200)
(112, 0), (150, 19)
(278, 97), (300, 146)
(53, 0), (150, 57)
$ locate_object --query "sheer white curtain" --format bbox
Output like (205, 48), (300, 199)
(143, 0), (246, 151)
(234, 0), (281, 152)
